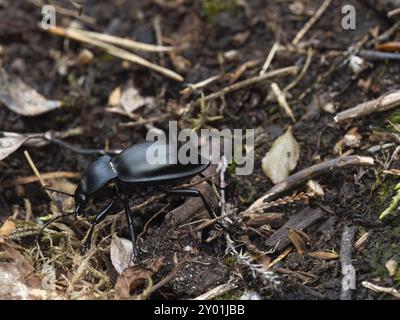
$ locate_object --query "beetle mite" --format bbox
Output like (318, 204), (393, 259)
(74, 141), (214, 262)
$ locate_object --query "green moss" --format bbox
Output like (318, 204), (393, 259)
(223, 256), (237, 267)
(388, 110), (400, 124)
(215, 292), (240, 300)
(202, 0), (238, 21)
(385, 110), (400, 132)
(374, 178), (397, 210)
(373, 264), (389, 278)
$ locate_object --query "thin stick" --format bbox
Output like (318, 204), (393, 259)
(292, 0), (333, 45)
(340, 226), (356, 300)
(138, 257), (188, 299)
(180, 74), (222, 96)
(193, 282), (237, 300)
(260, 41), (280, 75)
(75, 28), (174, 53)
(9, 172), (80, 187)
(388, 8), (400, 18)
(361, 50), (400, 61)
(270, 82), (296, 122)
(153, 15), (166, 65)
(192, 66), (298, 107)
(362, 281), (400, 299)
(24, 151), (52, 200)
(334, 89), (400, 122)
(247, 155), (374, 211)
(47, 27), (183, 82)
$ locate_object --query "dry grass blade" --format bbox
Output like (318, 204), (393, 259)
(74, 29), (175, 53)
(47, 27), (183, 82)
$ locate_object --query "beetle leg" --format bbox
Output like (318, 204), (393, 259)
(82, 198), (116, 254)
(122, 196), (140, 264)
(156, 186), (216, 220)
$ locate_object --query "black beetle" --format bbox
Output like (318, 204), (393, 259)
(74, 141), (214, 262)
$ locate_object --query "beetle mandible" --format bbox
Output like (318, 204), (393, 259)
(74, 141), (214, 262)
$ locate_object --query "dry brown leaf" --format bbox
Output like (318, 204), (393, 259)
(120, 81), (154, 114)
(108, 86), (121, 107)
(110, 236), (136, 275)
(0, 132), (31, 161)
(288, 229), (305, 254)
(308, 251), (339, 260)
(0, 220), (16, 237)
(262, 127), (299, 184)
(0, 68), (61, 116)
(115, 256), (164, 299)
(0, 240), (43, 299)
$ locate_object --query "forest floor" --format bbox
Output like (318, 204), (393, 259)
(1, 0), (400, 300)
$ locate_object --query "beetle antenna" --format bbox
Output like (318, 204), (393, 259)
(43, 186), (74, 197)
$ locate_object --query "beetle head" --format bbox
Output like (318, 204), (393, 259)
(74, 178), (88, 216)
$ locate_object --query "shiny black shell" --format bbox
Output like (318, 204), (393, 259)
(81, 142), (210, 196)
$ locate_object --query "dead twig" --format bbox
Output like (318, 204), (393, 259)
(362, 281), (400, 299)
(193, 281), (237, 300)
(5, 171), (80, 188)
(292, 0), (333, 45)
(260, 41), (280, 75)
(388, 7), (400, 17)
(136, 257), (188, 299)
(192, 66), (298, 107)
(47, 27), (183, 82)
(270, 82), (296, 122)
(75, 28), (174, 53)
(334, 89), (400, 122)
(340, 226), (356, 300)
(361, 50), (400, 61)
(247, 155), (374, 211)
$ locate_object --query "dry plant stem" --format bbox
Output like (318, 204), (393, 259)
(153, 15), (165, 65)
(334, 90), (400, 122)
(340, 226), (356, 300)
(75, 28), (174, 53)
(9, 171), (80, 187)
(362, 281), (400, 299)
(137, 257), (188, 299)
(270, 82), (296, 122)
(361, 50), (400, 61)
(388, 7), (400, 17)
(47, 27), (183, 82)
(260, 41), (280, 75)
(368, 21), (400, 46)
(137, 203), (170, 241)
(266, 47), (313, 101)
(247, 155), (374, 211)
(194, 282), (237, 300)
(192, 66), (298, 107)
(284, 47), (313, 92)
(180, 75), (222, 95)
(23, 150), (54, 202)
(292, 0), (333, 45)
